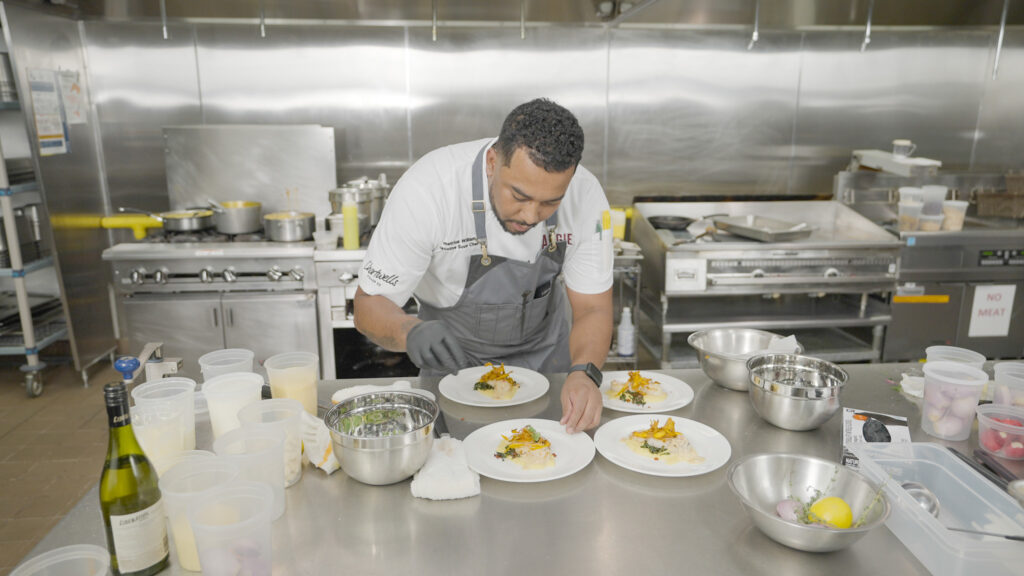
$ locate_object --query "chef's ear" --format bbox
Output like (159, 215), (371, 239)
(485, 146), (497, 178)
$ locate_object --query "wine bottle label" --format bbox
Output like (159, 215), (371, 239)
(110, 499), (168, 572)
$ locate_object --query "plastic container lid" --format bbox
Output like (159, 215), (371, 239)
(994, 361), (1024, 378)
(10, 544), (109, 576)
(922, 360), (988, 388)
(925, 346), (986, 369)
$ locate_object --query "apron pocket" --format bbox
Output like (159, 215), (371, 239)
(475, 303), (520, 345)
(521, 291), (553, 339)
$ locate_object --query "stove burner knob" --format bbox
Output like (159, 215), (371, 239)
(153, 269), (168, 285)
(130, 268), (146, 285)
(222, 269), (237, 283)
(288, 267), (305, 281)
(751, 269), (765, 278)
(824, 267), (841, 278)
(199, 268), (214, 283)
(266, 266), (283, 281)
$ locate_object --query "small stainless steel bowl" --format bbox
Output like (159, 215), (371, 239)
(728, 452), (890, 553)
(324, 391), (438, 485)
(746, 354), (847, 431)
(688, 329), (804, 392)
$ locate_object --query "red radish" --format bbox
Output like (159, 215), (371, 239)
(993, 417), (1023, 428)
(1002, 441), (1024, 459)
(981, 428), (1007, 452)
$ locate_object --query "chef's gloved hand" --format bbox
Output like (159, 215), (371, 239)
(406, 320), (468, 374)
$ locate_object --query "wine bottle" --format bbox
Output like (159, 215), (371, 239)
(99, 382), (169, 576)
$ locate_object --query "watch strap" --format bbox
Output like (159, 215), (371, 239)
(569, 363), (602, 387)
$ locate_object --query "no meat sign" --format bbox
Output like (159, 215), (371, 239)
(968, 285), (1017, 337)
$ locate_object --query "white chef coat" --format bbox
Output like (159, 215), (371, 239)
(359, 138), (613, 309)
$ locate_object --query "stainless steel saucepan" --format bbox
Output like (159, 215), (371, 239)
(118, 207), (214, 232)
(263, 211), (314, 242)
(209, 199), (262, 235)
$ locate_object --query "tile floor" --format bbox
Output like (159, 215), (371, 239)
(0, 361), (118, 575)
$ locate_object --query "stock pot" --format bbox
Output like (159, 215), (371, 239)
(263, 211), (314, 242)
(210, 200), (262, 234)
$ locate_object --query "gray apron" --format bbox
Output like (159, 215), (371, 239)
(418, 144), (572, 379)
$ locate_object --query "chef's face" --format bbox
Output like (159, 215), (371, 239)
(486, 146), (574, 235)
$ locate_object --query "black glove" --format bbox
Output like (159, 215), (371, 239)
(406, 320), (468, 374)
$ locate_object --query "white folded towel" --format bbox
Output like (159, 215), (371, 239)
(410, 435), (480, 501)
(300, 411), (340, 474)
(331, 380), (436, 405)
(900, 374), (925, 398)
(765, 335), (801, 354)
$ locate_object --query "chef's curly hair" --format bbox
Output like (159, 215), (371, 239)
(495, 98), (584, 173)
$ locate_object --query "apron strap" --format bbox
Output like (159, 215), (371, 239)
(471, 143), (562, 263)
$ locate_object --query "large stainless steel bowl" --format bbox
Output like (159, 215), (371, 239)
(324, 391), (438, 485)
(688, 329), (804, 392)
(728, 452), (890, 553)
(746, 353), (847, 431)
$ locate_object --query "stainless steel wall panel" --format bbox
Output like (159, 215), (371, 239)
(970, 31), (1024, 172)
(193, 24), (409, 184)
(164, 125), (335, 216)
(406, 25), (608, 188)
(606, 29), (801, 200)
(82, 21), (201, 213)
(2, 4), (115, 370)
(790, 30), (991, 195)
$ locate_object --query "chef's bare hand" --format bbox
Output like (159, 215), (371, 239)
(405, 320), (468, 374)
(560, 371), (603, 434)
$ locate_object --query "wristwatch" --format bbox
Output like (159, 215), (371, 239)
(568, 363), (602, 387)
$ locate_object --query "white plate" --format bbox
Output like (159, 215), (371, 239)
(600, 371), (694, 413)
(463, 419), (595, 483)
(439, 365), (549, 407)
(594, 415), (731, 477)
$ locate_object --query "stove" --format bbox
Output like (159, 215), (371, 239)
(632, 201), (902, 367)
(103, 241), (315, 294)
(102, 240), (318, 381)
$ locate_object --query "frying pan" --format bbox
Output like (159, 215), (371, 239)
(119, 207), (214, 232)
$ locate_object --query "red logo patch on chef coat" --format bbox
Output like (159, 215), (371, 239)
(540, 233), (573, 248)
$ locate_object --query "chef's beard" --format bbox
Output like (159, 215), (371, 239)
(489, 184), (536, 236)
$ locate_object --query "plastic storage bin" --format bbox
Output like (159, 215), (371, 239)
(850, 443), (1024, 576)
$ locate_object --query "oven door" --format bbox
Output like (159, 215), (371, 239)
(121, 293), (225, 381)
(222, 291), (319, 369)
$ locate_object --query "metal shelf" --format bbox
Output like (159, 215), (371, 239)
(0, 256), (53, 277)
(0, 318), (67, 355)
(0, 181), (39, 195)
(654, 293), (891, 333)
(646, 326), (879, 369)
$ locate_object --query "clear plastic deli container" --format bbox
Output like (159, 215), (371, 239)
(850, 443), (1024, 576)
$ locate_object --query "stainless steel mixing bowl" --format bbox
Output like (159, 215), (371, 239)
(688, 329), (804, 392)
(728, 452), (890, 553)
(324, 391), (438, 485)
(746, 353), (847, 431)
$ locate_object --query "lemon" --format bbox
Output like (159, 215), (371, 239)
(808, 496), (853, 529)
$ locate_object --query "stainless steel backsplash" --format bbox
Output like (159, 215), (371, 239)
(73, 20), (1024, 208)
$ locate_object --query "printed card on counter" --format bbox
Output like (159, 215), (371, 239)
(841, 407), (911, 470)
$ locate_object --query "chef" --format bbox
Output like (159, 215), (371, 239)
(354, 98), (613, 433)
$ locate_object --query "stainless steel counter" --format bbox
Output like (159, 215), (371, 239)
(21, 364), (1024, 574)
